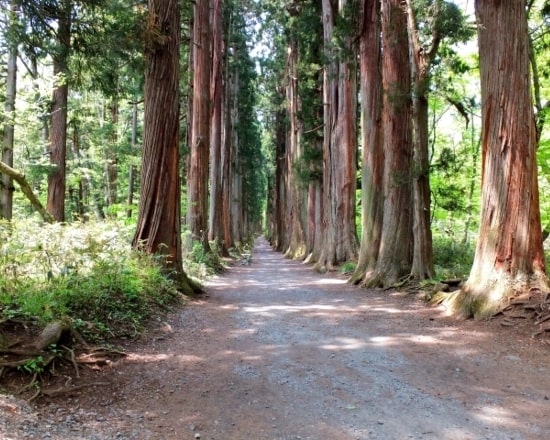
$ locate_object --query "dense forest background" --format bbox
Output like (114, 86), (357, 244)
(1, 0), (550, 346)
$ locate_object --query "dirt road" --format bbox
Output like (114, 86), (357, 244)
(3, 237), (550, 439)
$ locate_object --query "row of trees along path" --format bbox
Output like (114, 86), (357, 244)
(1, 2), (550, 331)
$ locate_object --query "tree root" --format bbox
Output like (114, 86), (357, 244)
(1, 319), (126, 395)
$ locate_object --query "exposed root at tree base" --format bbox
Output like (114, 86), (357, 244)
(430, 285), (550, 344)
(1, 319), (128, 401)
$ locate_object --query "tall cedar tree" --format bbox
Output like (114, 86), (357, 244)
(208, 0), (229, 255)
(46, 0), (71, 221)
(364, 0), (413, 288)
(446, 0), (549, 318)
(132, 0), (200, 295)
(406, 0), (436, 280)
(350, 0), (384, 285)
(187, 0), (212, 247)
(284, 0), (308, 259)
(316, 0), (358, 270)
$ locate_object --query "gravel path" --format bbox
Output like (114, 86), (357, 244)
(2, 237), (550, 439)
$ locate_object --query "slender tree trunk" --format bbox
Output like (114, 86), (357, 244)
(208, 0), (229, 255)
(126, 100), (138, 218)
(187, 0), (212, 248)
(316, 0), (358, 271)
(364, 0), (413, 288)
(47, 0), (71, 222)
(447, 0), (548, 318)
(105, 99), (119, 209)
(305, 178), (323, 262)
(406, 0), (437, 280)
(69, 121), (84, 217)
(1, 0), (18, 220)
(350, 0), (384, 285)
(272, 107), (287, 252)
(230, 68), (243, 244)
(221, 49), (234, 251)
(133, 0), (200, 294)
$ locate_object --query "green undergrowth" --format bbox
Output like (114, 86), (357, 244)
(0, 220), (188, 342)
(432, 236), (475, 280)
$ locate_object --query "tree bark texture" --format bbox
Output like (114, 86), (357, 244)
(187, 0), (212, 243)
(449, 0), (548, 318)
(284, 35), (307, 259)
(126, 100), (139, 218)
(1, 0), (17, 220)
(221, 46), (234, 250)
(133, 0), (198, 294)
(406, 0), (437, 280)
(316, 0), (358, 270)
(229, 66), (243, 244)
(272, 107), (287, 252)
(208, 0), (229, 255)
(105, 99), (119, 209)
(364, 0), (413, 288)
(46, 0), (71, 222)
(350, 0), (384, 285)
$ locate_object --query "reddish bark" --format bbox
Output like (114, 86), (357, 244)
(133, 0), (199, 294)
(406, 0), (436, 280)
(316, 0), (358, 270)
(350, 0), (384, 285)
(363, 0), (413, 288)
(284, 35), (307, 259)
(46, 1), (71, 222)
(208, 0), (229, 255)
(187, 0), (212, 243)
(448, 0), (549, 318)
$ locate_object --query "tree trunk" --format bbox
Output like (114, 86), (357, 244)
(1, 0), (18, 220)
(230, 68), (242, 244)
(272, 107), (287, 252)
(133, 0), (200, 295)
(221, 46), (234, 251)
(46, 0), (71, 222)
(284, 33), (307, 259)
(316, 0), (358, 271)
(350, 0), (384, 285)
(406, 0), (437, 280)
(126, 100), (139, 218)
(208, 0), (229, 255)
(364, 0), (413, 288)
(105, 99), (119, 209)
(447, 0), (549, 318)
(187, 0), (212, 247)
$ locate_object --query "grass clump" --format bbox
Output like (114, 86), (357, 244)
(0, 219), (184, 341)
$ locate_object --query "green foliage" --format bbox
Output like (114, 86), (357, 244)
(229, 9), (268, 229)
(340, 261), (356, 276)
(183, 235), (225, 280)
(432, 232), (475, 279)
(0, 220), (183, 340)
(18, 355), (45, 375)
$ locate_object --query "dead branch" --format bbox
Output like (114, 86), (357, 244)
(0, 160), (54, 223)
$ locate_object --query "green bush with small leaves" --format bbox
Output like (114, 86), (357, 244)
(0, 220), (184, 341)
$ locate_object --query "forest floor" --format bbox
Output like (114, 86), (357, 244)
(2, 237), (550, 439)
